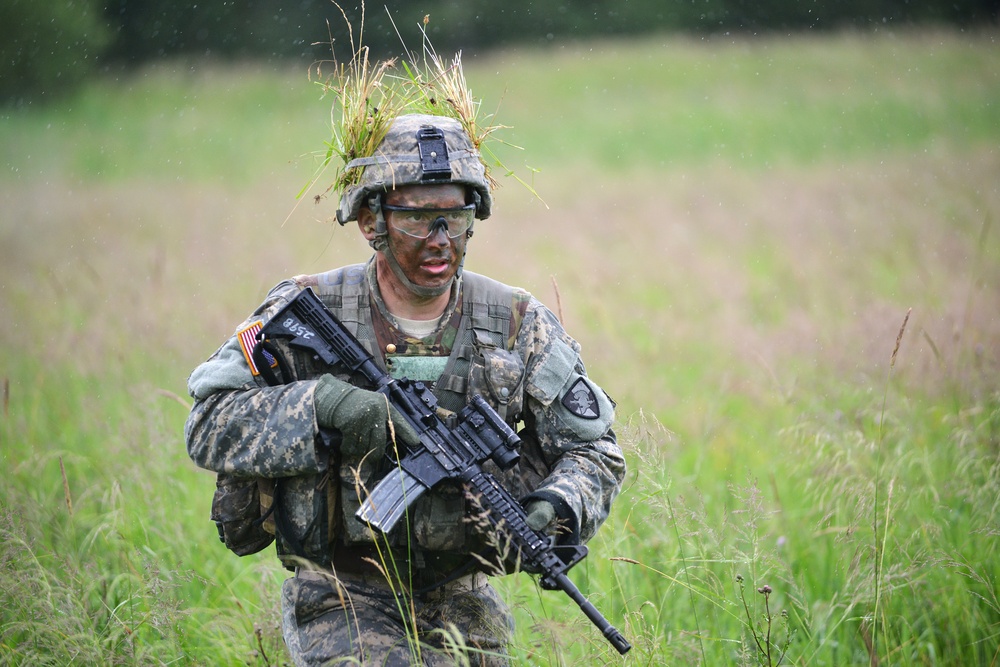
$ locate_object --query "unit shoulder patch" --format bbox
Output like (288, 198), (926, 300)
(561, 377), (601, 420)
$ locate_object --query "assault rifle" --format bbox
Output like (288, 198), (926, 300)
(256, 287), (631, 655)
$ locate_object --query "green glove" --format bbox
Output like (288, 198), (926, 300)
(314, 375), (417, 460)
(525, 500), (557, 534)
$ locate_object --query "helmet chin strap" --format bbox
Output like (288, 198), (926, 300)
(367, 194), (463, 299)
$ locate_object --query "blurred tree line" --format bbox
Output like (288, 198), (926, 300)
(2, 0), (998, 104)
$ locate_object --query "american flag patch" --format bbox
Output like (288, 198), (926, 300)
(237, 321), (277, 376)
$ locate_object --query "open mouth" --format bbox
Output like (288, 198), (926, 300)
(421, 258), (452, 275)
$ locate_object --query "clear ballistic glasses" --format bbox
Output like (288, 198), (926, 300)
(382, 203), (476, 239)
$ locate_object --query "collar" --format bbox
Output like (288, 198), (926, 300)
(365, 256), (464, 335)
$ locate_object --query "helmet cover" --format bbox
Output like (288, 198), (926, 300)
(336, 114), (493, 225)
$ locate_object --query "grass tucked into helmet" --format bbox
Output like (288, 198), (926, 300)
(304, 4), (509, 205)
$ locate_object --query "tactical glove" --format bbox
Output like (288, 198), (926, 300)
(314, 374), (417, 460)
(525, 499), (557, 535)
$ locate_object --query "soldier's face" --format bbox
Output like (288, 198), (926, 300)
(381, 184), (470, 293)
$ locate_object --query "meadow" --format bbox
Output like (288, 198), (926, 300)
(2, 27), (999, 665)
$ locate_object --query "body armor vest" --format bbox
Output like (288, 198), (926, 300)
(305, 263), (526, 421)
(287, 263), (530, 557)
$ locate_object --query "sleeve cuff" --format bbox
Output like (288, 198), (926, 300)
(522, 490), (580, 545)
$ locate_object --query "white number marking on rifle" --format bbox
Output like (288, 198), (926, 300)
(283, 318), (315, 339)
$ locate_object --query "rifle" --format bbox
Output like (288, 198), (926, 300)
(257, 287), (631, 655)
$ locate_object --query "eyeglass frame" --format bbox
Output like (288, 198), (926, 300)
(381, 202), (477, 239)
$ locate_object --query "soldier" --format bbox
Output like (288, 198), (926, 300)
(184, 113), (626, 666)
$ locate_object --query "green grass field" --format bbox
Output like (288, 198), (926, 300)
(2, 28), (999, 665)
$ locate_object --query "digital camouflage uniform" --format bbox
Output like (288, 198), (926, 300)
(184, 114), (626, 667)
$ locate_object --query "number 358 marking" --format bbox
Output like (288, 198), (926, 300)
(283, 318), (315, 339)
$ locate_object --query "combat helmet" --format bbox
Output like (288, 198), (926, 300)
(335, 113), (493, 225)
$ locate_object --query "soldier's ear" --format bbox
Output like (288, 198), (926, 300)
(358, 209), (376, 240)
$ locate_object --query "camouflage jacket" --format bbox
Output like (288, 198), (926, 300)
(185, 260), (625, 568)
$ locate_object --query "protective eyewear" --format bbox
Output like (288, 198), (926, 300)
(382, 203), (476, 239)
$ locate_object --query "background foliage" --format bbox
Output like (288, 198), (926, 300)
(2, 0), (999, 102)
